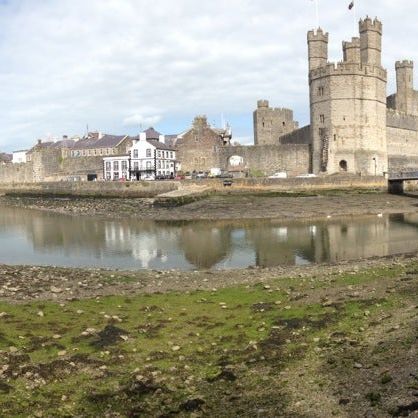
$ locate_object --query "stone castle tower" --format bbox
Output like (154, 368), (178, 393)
(387, 60), (418, 116)
(308, 18), (388, 175)
(253, 100), (299, 145)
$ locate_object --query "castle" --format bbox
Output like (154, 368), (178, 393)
(253, 17), (418, 176)
(1, 16), (418, 183)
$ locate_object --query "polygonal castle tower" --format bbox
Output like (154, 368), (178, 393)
(308, 17), (388, 175)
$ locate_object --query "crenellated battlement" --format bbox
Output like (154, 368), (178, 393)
(359, 17), (382, 34)
(257, 99), (269, 108)
(309, 62), (387, 82)
(307, 28), (329, 42)
(396, 60), (414, 69)
(387, 108), (418, 131)
(343, 37), (360, 49)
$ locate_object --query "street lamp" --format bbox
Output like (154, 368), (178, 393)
(372, 157), (377, 177)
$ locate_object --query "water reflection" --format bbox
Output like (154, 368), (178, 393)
(0, 205), (418, 270)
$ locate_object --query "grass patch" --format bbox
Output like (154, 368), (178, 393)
(0, 263), (415, 416)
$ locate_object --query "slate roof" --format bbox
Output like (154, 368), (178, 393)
(144, 127), (161, 140)
(164, 134), (179, 147)
(0, 153), (12, 163)
(72, 135), (127, 150)
(147, 139), (176, 151)
(50, 139), (76, 149)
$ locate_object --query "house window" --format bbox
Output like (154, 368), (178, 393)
(320, 114), (325, 123)
(170, 152), (173, 159)
(114, 172), (119, 180)
(146, 149), (152, 157)
(133, 161), (139, 170)
(113, 161), (119, 170)
(146, 161), (152, 169)
(122, 161), (128, 170)
(106, 173), (111, 180)
(319, 128), (326, 137)
(158, 151), (161, 157)
(318, 86), (324, 96)
(105, 161), (111, 171)
(133, 149), (138, 158)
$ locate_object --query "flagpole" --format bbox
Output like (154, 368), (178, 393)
(354, 0), (357, 34)
(315, 0), (320, 28)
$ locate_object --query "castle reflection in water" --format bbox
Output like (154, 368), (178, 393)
(1, 205), (418, 270)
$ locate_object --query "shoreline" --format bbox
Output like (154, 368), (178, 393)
(1, 191), (418, 222)
(1, 252), (417, 303)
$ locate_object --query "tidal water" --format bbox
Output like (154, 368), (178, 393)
(0, 205), (418, 270)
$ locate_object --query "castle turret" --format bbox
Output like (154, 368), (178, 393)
(343, 37), (360, 64)
(359, 17), (382, 67)
(307, 28), (328, 71)
(396, 60), (414, 94)
(253, 100), (299, 146)
(388, 60), (418, 115)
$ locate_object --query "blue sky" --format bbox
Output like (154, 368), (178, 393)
(0, 0), (417, 152)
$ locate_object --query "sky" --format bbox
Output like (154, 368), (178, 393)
(0, 0), (417, 152)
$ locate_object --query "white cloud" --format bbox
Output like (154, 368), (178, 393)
(123, 114), (162, 127)
(0, 0), (417, 151)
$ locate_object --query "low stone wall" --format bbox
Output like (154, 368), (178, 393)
(187, 175), (387, 192)
(0, 181), (179, 198)
(0, 175), (388, 199)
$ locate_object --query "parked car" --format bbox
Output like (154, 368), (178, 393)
(296, 173), (317, 178)
(175, 174), (185, 180)
(196, 171), (208, 179)
(184, 172), (192, 180)
(268, 172), (288, 179)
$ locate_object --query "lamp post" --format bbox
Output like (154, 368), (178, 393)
(372, 157), (377, 177)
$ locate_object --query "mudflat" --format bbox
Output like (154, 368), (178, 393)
(0, 255), (417, 417)
(1, 191), (418, 221)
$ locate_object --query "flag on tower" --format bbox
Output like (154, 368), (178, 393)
(348, 1), (354, 10)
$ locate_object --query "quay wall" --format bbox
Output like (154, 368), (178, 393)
(0, 176), (387, 198)
(0, 181), (179, 198)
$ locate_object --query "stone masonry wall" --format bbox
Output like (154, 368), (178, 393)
(0, 162), (34, 183)
(176, 116), (225, 173)
(386, 110), (418, 172)
(217, 144), (311, 176)
(279, 125), (311, 145)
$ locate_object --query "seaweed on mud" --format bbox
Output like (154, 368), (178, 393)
(90, 325), (129, 348)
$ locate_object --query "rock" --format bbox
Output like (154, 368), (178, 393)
(354, 363), (363, 369)
(50, 286), (63, 293)
(180, 397), (205, 412)
(171, 346), (181, 352)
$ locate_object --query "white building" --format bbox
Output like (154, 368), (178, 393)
(12, 150), (29, 164)
(103, 128), (177, 181)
